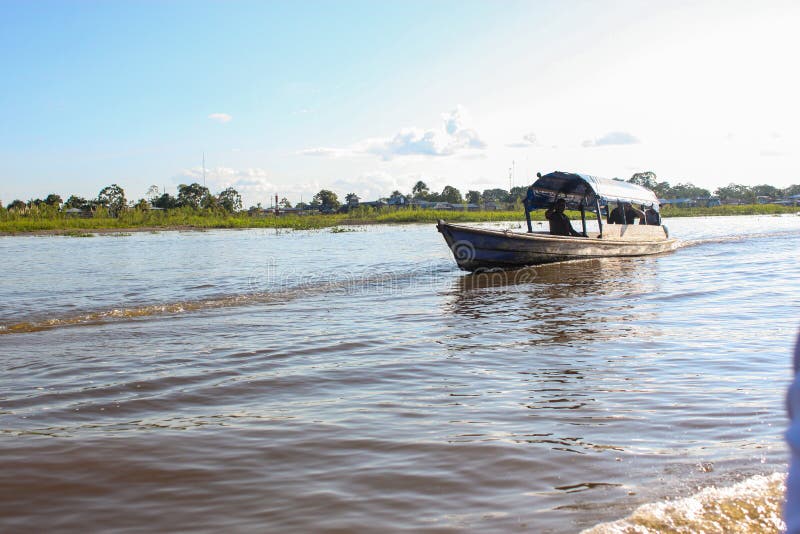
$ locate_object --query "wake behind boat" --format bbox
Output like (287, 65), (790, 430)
(437, 171), (678, 271)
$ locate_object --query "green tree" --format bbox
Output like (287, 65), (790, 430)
(412, 180), (429, 198)
(653, 182), (673, 198)
(217, 187), (242, 212)
(714, 183), (754, 203)
(667, 182), (711, 198)
(152, 193), (179, 209)
(509, 186), (528, 203)
(345, 193), (360, 205)
(440, 185), (463, 204)
(482, 188), (510, 203)
(201, 194), (219, 210)
(134, 198), (150, 210)
(7, 199), (26, 211)
(279, 197), (292, 208)
(97, 184), (126, 216)
(312, 189), (340, 211)
(44, 194), (63, 207)
(783, 184), (800, 197)
(628, 172), (673, 197)
(628, 171), (658, 190)
(465, 190), (481, 204)
(177, 183), (211, 209)
(426, 191), (442, 202)
(751, 184), (780, 199)
(64, 195), (89, 209)
(146, 185), (160, 202)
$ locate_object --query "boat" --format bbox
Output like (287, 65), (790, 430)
(437, 171), (678, 271)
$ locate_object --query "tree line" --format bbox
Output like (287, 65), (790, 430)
(4, 183), (242, 216)
(6, 172), (800, 217)
(313, 173), (800, 213)
(626, 171), (800, 202)
(303, 182), (535, 212)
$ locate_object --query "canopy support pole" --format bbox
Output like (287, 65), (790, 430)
(523, 195), (533, 233)
(580, 204), (587, 236)
(595, 198), (603, 238)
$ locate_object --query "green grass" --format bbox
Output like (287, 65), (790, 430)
(659, 203), (798, 217)
(0, 203), (797, 234)
(0, 206), (536, 233)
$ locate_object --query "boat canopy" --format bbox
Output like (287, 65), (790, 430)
(525, 171), (661, 211)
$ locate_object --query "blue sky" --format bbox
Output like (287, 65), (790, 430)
(1, 0), (798, 206)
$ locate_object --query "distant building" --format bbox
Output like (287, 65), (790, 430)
(387, 193), (409, 206)
(658, 198), (694, 208)
(63, 207), (92, 218)
(658, 197), (720, 208)
(450, 203), (480, 211)
(695, 197), (721, 208)
(360, 200), (387, 209)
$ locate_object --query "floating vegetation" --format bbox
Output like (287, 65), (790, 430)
(63, 231), (94, 238)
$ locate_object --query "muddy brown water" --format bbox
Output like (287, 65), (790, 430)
(1, 215), (799, 532)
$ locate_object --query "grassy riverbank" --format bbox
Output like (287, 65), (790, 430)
(0, 208), (534, 234)
(0, 204), (797, 235)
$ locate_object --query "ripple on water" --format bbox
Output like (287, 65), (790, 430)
(0, 218), (798, 532)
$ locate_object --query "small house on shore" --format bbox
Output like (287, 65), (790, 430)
(64, 207), (92, 218)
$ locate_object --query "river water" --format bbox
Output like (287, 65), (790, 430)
(1, 215), (799, 532)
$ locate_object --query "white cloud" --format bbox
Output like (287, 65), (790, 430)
(582, 131), (640, 147)
(297, 147), (352, 158)
(208, 113), (232, 123)
(459, 153), (489, 160)
(299, 106), (487, 160)
(507, 132), (539, 148)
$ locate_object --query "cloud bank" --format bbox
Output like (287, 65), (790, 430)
(507, 132), (539, 148)
(582, 131), (640, 147)
(208, 113), (233, 123)
(299, 106), (487, 160)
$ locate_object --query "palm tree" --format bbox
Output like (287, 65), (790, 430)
(412, 181), (429, 198)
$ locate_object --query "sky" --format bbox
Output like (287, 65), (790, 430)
(1, 0), (798, 207)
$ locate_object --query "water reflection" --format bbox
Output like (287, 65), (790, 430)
(446, 258), (660, 346)
(453, 258), (650, 295)
(439, 257), (667, 463)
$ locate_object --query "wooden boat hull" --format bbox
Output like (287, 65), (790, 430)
(437, 220), (678, 271)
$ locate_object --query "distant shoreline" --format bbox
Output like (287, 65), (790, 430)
(0, 205), (797, 236)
